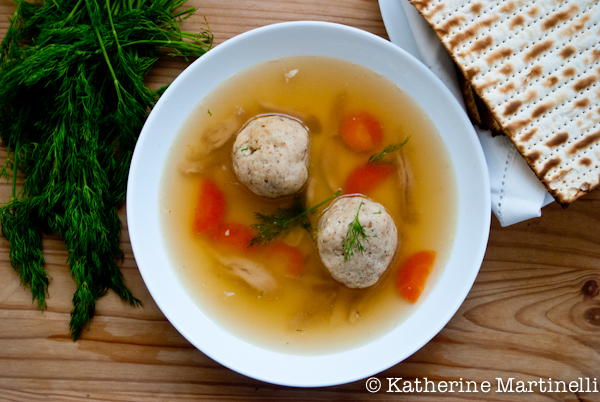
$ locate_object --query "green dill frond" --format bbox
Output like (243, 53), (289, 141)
(250, 202), (307, 247)
(250, 190), (341, 246)
(342, 200), (368, 262)
(367, 136), (410, 165)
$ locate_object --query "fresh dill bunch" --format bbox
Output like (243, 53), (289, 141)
(0, 0), (212, 339)
(250, 190), (341, 246)
(342, 200), (368, 262)
(367, 136), (410, 165)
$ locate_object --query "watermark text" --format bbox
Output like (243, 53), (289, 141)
(364, 377), (598, 394)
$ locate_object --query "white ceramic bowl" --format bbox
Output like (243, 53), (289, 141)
(127, 21), (490, 387)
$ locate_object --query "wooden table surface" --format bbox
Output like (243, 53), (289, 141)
(1, 0), (599, 401)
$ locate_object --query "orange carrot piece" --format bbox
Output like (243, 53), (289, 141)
(192, 178), (226, 234)
(211, 222), (255, 251)
(267, 240), (305, 277)
(396, 250), (436, 303)
(344, 164), (395, 195)
(340, 111), (384, 152)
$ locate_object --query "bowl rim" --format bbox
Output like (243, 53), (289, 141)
(127, 20), (491, 387)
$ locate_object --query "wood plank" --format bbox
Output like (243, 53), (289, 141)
(0, 0), (599, 400)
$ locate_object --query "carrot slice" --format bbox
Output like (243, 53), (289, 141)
(267, 240), (305, 277)
(192, 178), (226, 234)
(340, 111), (383, 152)
(344, 164), (395, 195)
(396, 250), (436, 303)
(211, 222), (255, 251)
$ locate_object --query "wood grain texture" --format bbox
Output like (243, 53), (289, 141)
(0, 0), (599, 401)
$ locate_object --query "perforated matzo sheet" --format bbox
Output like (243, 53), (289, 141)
(408, 0), (600, 205)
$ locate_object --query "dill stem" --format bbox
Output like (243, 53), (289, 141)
(172, 7), (195, 18)
(181, 31), (212, 41)
(172, 0), (187, 9)
(84, 0), (123, 103)
(122, 39), (172, 47)
(110, 0), (119, 16)
(298, 189), (341, 220)
(121, 38), (211, 48)
(63, 0), (84, 26)
(104, 0), (122, 52)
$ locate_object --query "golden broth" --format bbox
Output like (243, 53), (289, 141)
(159, 56), (457, 355)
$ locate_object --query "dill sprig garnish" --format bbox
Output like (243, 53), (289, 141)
(342, 201), (368, 262)
(250, 190), (341, 246)
(0, 0), (212, 339)
(367, 136), (410, 165)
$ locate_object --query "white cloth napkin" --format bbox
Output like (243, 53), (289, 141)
(387, 0), (554, 226)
